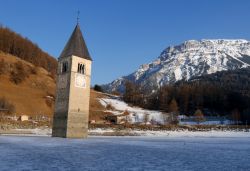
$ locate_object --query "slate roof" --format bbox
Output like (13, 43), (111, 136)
(59, 24), (92, 60)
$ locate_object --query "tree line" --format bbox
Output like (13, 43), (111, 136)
(0, 25), (57, 77)
(122, 68), (250, 124)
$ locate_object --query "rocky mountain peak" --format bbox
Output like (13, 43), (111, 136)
(103, 39), (250, 93)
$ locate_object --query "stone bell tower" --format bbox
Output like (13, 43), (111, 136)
(52, 23), (92, 138)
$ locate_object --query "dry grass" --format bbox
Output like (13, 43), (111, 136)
(0, 52), (55, 117)
(89, 90), (111, 123)
(0, 119), (51, 130)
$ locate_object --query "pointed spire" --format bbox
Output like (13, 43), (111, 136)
(59, 24), (92, 61)
(77, 10), (80, 25)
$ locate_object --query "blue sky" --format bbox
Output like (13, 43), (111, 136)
(1, 0), (250, 85)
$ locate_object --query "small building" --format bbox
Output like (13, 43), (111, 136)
(19, 115), (29, 121)
(89, 120), (96, 124)
(106, 112), (130, 124)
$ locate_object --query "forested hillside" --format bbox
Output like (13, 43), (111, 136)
(0, 26), (57, 76)
(186, 68), (250, 97)
(123, 68), (250, 123)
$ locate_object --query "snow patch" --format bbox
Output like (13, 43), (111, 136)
(99, 97), (166, 124)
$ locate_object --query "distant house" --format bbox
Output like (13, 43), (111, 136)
(19, 115), (29, 121)
(89, 120), (96, 124)
(106, 112), (130, 124)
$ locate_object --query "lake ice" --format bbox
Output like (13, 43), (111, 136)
(0, 135), (250, 171)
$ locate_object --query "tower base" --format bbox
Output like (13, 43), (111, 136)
(52, 111), (89, 138)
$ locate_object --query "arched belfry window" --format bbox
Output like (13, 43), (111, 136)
(77, 63), (85, 74)
(61, 61), (68, 73)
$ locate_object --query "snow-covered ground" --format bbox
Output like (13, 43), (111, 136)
(0, 135), (250, 171)
(99, 97), (231, 125)
(99, 97), (167, 124)
(90, 128), (250, 137)
(3, 128), (249, 138)
(179, 120), (231, 125)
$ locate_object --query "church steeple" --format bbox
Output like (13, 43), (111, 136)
(59, 24), (92, 61)
(53, 22), (93, 139)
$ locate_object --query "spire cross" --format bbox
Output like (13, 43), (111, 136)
(77, 10), (80, 24)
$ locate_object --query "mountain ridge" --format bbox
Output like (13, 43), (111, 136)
(104, 39), (250, 93)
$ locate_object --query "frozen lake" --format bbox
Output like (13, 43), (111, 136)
(0, 135), (250, 171)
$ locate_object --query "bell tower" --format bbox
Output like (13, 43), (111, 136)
(52, 23), (92, 138)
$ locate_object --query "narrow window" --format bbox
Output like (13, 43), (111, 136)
(62, 61), (68, 73)
(80, 64), (82, 73)
(81, 64), (85, 74)
(77, 63), (80, 73)
(77, 63), (85, 74)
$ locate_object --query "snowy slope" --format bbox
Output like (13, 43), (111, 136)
(104, 39), (250, 93)
(99, 97), (166, 124)
(98, 97), (231, 125)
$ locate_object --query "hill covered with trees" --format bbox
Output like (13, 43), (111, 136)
(0, 25), (57, 76)
(122, 68), (250, 124)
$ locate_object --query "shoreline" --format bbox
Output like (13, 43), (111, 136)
(1, 128), (250, 138)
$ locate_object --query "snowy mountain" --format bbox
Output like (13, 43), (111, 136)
(104, 39), (250, 93)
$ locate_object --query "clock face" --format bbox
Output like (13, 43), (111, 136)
(75, 73), (86, 88)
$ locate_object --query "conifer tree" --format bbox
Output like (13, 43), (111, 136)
(168, 98), (179, 124)
(194, 109), (205, 124)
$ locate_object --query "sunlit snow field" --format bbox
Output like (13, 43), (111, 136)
(0, 135), (250, 171)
